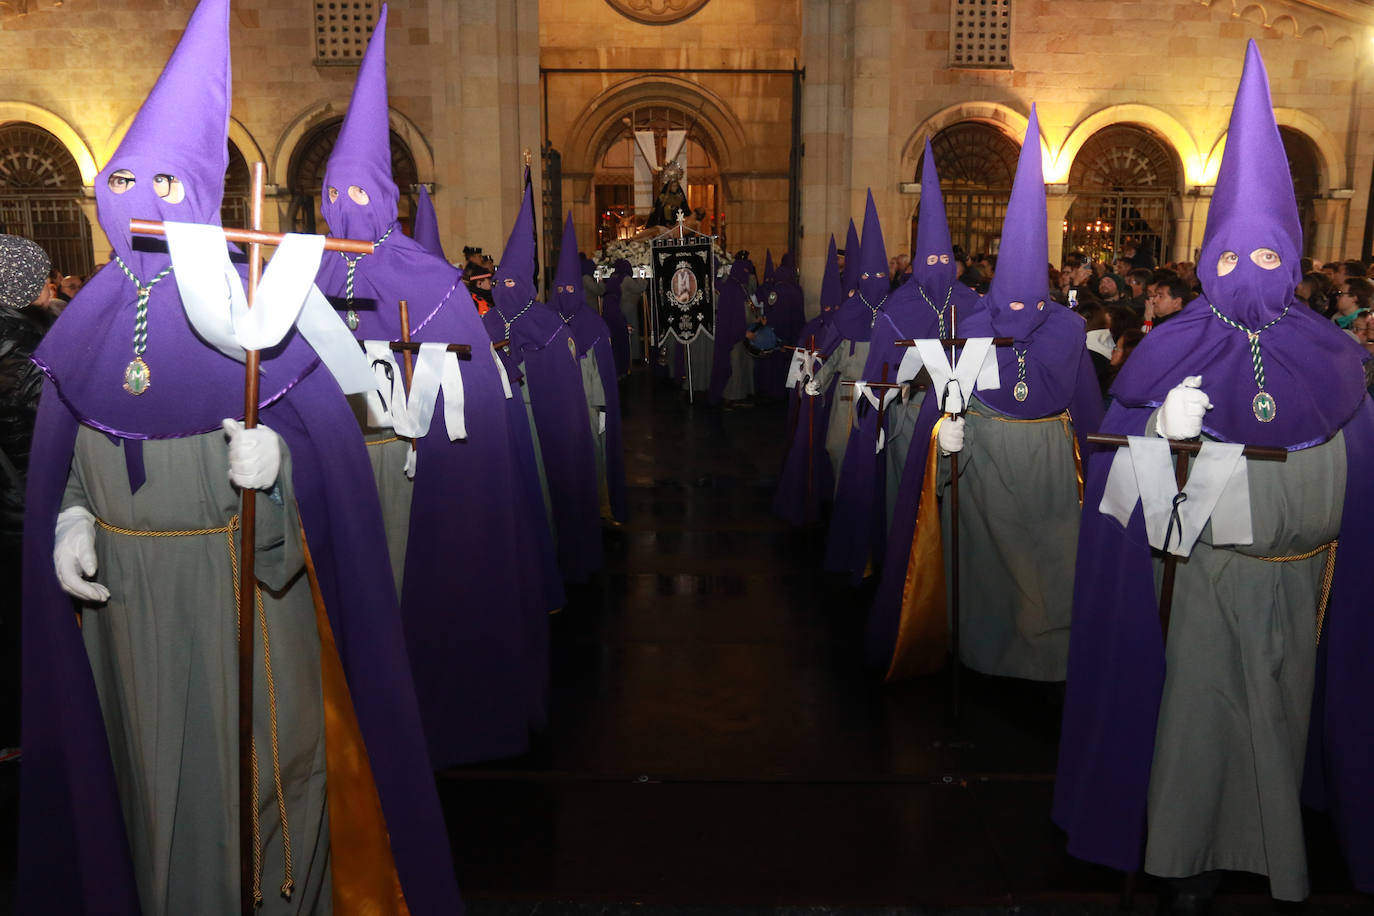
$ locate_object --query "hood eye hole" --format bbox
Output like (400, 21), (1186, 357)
(108, 169), (136, 194)
(348, 185), (370, 206)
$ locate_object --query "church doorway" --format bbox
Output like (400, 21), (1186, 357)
(285, 117), (419, 237)
(1064, 124), (1182, 266)
(916, 121), (1020, 259)
(590, 106), (722, 252)
(0, 122), (93, 276)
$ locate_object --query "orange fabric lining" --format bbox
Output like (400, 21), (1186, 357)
(885, 417), (950, 682)
(302, 536), (411, 916)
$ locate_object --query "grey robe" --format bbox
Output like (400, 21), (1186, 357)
(938, 396), (1080, 681)
(350, 393), (411, 598)
(68, 427), (330, 916)
(1144, 429), (1345, 902)
(810, 339), (871, 496)
(578, 347), (611, 515)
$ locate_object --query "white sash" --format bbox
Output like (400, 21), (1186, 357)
(896, 337), (1000, 414)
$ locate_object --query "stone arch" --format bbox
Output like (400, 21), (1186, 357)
(1056, 105), (1195, 188)
(899, 101), (1030, 190)
(559, 76), (747, 179)
(271, 101), (435, 189)
(1204, 111), (1344, 191)
(1269, 14), (1299, 38)
(0, 102), (98, 185)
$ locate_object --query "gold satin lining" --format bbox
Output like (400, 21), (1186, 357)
(885, 417), (950, 682)
(1254, 539), (1338, 645)
(302, 536), (412, 916)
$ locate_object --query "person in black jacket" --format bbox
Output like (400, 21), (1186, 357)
(0, 233), (53, 745)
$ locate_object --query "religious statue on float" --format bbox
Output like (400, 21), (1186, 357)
(646, 160), (688, 230)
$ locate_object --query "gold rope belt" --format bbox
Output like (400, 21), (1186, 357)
(366, 435), (401, 446)
(1254, 539), (1339, 645)
(93, 513), (294, 904)
(967, 407), (1084, 503)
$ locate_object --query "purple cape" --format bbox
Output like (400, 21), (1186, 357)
(824, 280), (982, 581)
(553, 218), (628, 523)
(601, 260), (633, 377)
(708, 260), (755, 404)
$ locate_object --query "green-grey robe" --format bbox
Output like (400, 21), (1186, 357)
(1144, 428), (1345, 902)
(811, 340), (871, 497)
(68, 427), (330, 916)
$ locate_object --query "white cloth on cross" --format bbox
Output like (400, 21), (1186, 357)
(896, 337), (1000, 414)
(361, 340), (467, 445)
(852, 380), (902, 453)
(785, 348), (822, 388)
(1099, 436), (1253, 558)
(162, 220), (375, 395)
(491, 344), (514, 399)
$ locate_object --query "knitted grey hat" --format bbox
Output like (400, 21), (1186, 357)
(0, 234), (51, 310)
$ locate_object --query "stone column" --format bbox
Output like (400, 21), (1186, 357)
(1310, 195), (1351, 265)
(1045, 186), (1072, 269)
(798, 0), (854, 317)
(429, 0), (542, 261)
(1173, 189), (1213, 265)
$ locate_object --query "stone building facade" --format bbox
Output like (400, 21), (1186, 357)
(1, 0), (1371, 310)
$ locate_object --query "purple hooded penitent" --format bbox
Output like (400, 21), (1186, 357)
(753, 249), (806, 399)
(763, 249), (775, 283)
(552, 213), (629, 522)
(826, 191), (889, 346)
(413, 184), (445, 260)
(23, 0), (462, 911)
(774, 235), (840, 524)
(600, 258), (634, 377)
(1054, 42), (1374, 892)
(484, 182), (603, 581)
(826, 142), (982, 581)
(707, 257), (755, 404)
(841, 218), (861, 298)
(316, 4), (557, 769)
(865, 107), (1102, 672)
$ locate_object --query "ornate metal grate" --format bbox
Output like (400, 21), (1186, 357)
(915, 122), (1019, 257)
(314, 0), (378, 64)
(949, 0), (1012, 70)
(0, 123), (93, 274)
(1065, 125), (1181, 265)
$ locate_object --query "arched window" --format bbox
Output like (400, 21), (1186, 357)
(1065, 125), (1181, 266)
(1278, 127), (1320, 257)
(916, 121), (1020, 259)
(285, 118), (419, 237)
(222, 142), (251, 229)
(0, 122), (93, 275)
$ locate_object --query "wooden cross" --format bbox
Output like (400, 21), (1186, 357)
(894, 312), (1016, 721)
(131, 162), (373, 916)
(841, 362), (901, 449)
(1085, 433), (1287, 640)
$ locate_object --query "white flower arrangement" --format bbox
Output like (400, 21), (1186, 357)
(595, 238), (733, 278)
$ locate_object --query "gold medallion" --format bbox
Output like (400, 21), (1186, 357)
(1013, 380), (1029, 402)
(1253, 390), (1276, 423)
(346, 310), (359, 331)
(123, 357), (151, 395)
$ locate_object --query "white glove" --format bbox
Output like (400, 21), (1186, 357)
(54, 505), (109, 603)
(1156, 375), (1213, 440)
(222, 418), (282, 490)
(938, 416), (966, 455)
(804, 378), (821, 397)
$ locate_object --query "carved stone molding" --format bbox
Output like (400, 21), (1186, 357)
(604, 0), (712, 26)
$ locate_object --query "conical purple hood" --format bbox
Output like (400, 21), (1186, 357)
(494, 170), (538, 308)
(842, 219), (861, 297)
(987, 106), (1051, 340)
(1198, 40), (1302, 327)
(913, 140), (957, 296)
(552, 212), (584, 321)
(322, 3), (399, 243)
(95, 0), (230, 278)
(413, 184), (445, 259)
(820, 234), (842, 310)
(855, 189), (889, 305)
(763, 249), (775, 282)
